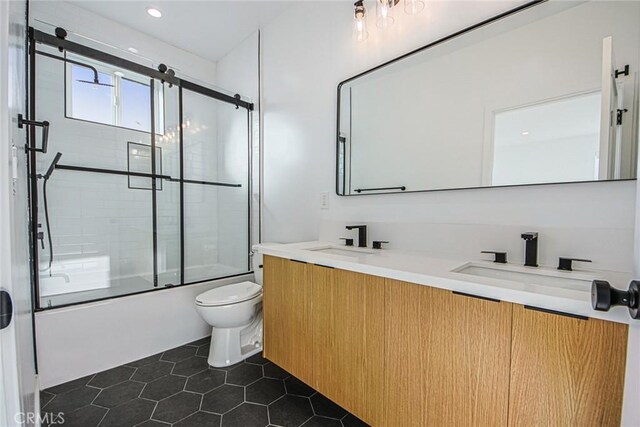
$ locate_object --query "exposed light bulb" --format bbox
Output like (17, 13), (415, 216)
(404, 0), (425, 15)
(376, 0), (395, 29)
(353, 0), (369, 42)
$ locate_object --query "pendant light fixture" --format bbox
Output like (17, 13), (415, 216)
(376, 0), (398, 29)
(353, 1), (369, 42)
(353, 0), (425, 38)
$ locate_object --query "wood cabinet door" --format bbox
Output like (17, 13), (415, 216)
(508, 305), (628, 427)
(384, 280), (512, 427)
(262, 256), (314, 384)
(311, 266), (385, 426)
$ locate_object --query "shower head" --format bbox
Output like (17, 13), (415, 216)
(76, 79), (114, 87)
(35, 50), (114, 87)
(44, 152), (63, 180)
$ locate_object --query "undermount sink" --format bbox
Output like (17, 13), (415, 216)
(307, 245), (375, 257)
(453, 263), (594, 291)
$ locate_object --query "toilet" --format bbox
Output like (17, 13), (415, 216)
(195, 254), (264, 367)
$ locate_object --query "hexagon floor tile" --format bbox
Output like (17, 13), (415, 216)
(40, 339), (369, 427)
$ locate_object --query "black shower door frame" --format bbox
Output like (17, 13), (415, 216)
(26, 27), (254, 310)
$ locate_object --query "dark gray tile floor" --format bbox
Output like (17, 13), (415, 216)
(41, 337), (369, 427)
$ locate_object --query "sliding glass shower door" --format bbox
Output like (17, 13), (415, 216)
(30, 32), (252, 309)
(155, 83), (182, 287)
(34, 46), (158, 307)
(182, 90), (250, 284)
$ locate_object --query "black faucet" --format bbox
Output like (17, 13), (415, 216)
(521, 232), (538, 267)
(345, 225), (367, 248)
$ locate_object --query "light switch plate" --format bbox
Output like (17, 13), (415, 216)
(320, 191), (329, 209)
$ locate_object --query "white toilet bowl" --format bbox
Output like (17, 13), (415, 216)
(195, 281), (263, 367)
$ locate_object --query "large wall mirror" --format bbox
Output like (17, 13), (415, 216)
(336, 0), (640, 195)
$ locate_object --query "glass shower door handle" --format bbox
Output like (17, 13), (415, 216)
(18, 114), (50, 153)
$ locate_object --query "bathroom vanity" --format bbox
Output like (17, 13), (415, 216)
(255, 242), (630, 427)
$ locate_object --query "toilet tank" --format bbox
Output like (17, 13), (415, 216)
(252, 251), (263, 285)
(252, 243), (284, 286)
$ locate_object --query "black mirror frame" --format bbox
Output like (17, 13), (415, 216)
(334, 0), (634, 196)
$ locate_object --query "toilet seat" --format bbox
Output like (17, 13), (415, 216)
(195, 281), (262, 307)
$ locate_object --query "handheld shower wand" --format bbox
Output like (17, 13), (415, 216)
(39, 152), (62, 274)
(43, 152), (62, 180)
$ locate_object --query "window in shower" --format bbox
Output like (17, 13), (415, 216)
(31, 34), (253, 309)
(65, 60), (165, 134)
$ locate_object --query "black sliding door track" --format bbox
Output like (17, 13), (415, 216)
(30, 28), (254, 111)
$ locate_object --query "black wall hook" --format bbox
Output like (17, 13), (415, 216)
(615, 64), (630, 78)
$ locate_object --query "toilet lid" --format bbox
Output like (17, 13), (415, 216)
(196, 281), (262, 306)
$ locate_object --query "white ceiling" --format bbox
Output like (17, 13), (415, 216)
(67, 0), (290, 62)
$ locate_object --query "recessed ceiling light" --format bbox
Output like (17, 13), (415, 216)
(146, 7), (162, 18)
(127, 47), (138, 53)
(521, 131), (530, 136)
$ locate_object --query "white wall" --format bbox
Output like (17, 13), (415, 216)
(216, 31), (261, 261)
(261, 0), (637, 274)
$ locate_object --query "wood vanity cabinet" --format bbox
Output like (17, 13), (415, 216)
(263, 255), (385, 425)
(310, 265), (385, 425)
(384, 279), (513, 426)
(262, 256), (314, 384)
(508, 304), (628, 427)
(263, 256), (629, 427)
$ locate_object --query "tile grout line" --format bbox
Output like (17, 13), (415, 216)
(96, 405), (109, 427)
(40, 348), (366, 427)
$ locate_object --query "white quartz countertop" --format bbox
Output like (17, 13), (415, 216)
(253, 241), (634, 325)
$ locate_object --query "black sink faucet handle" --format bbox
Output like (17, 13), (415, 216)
(558, 257), (592, 271)
(372, 241), (389, 250)
(339, 238), (354, 247)
(481, 251), (507, 264)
